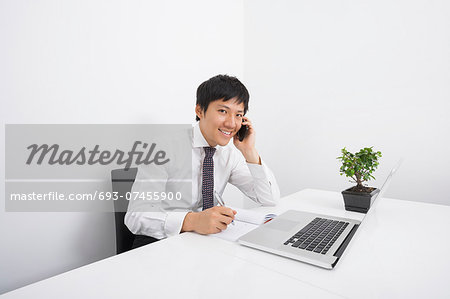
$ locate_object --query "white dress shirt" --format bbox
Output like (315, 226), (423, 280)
(124, 123), (280, 239)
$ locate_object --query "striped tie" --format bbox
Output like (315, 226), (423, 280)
(202, 146), (216, 210)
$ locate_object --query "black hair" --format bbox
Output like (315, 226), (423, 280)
(196, 74), (249, 121)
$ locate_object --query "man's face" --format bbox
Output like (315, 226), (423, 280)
(196, 98), (244, 147)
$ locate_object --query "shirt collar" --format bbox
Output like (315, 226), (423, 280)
(192, 122), (226, 152)
(192, 122), (212, 148)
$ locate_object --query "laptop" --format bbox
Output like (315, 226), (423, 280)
(238, 161), (402, 269)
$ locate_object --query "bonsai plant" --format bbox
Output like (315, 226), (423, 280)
(337, 147), (382, 213)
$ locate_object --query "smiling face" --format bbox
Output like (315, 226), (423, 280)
(195, 98), (244, 147)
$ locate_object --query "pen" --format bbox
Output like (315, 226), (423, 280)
(214, 191), (235, 225)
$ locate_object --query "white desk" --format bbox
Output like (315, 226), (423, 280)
(3, 189), (450, 298)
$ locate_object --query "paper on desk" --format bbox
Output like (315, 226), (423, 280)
(213, 208), (276, 242)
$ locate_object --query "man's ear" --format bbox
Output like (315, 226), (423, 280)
(195, 104), (203, 120)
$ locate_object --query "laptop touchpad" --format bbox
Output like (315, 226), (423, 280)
(265, 219), (299, 231)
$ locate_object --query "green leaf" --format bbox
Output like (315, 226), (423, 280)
(338, 146), (382, 181)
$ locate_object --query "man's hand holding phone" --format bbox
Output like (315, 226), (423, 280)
(233, 117), (260, 164)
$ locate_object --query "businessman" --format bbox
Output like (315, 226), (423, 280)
(125, 75), (280, 247)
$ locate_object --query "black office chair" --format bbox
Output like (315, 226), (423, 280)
(111, 168), (138, 254)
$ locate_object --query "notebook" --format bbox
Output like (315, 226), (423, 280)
(214, 208), (276, 242)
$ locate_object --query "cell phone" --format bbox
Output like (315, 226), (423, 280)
(236, 122), (248, 142)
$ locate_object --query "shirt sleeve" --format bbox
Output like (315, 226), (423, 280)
(227, 150), (280, 206)
(124, 166), (189, 240)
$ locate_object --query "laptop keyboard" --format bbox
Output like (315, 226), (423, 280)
(283, 217), (349, 255)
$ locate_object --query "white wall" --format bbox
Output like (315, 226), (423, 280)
(243, 0), (450, 205)
(0, 0), (244, 294)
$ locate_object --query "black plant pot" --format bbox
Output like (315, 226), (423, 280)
(341, 187), (380, 213)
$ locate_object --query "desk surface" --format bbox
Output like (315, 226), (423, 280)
(3, 189), (450, 299)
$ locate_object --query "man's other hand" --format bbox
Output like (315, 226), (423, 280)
(181, 206), (237, 234)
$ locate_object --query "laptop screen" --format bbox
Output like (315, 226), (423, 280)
(363, 159), (403, 219)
